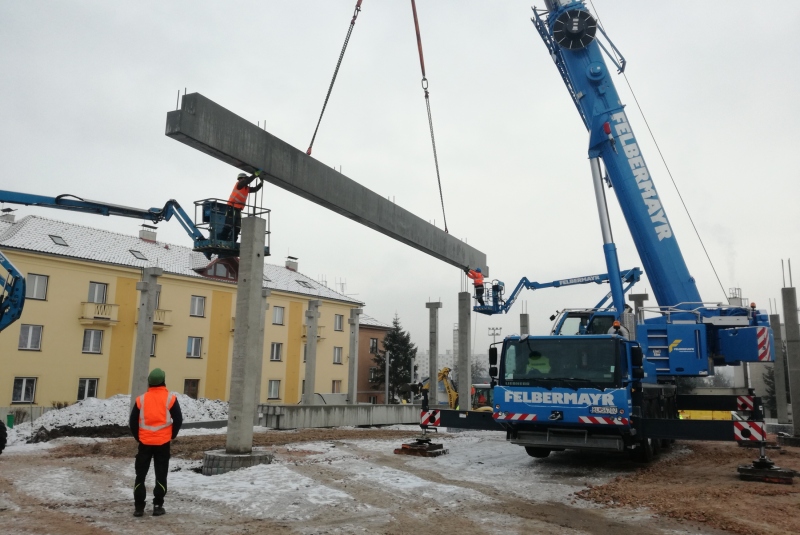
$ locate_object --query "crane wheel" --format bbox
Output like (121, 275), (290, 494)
(634, 438), (655, 463)
(525, 447), (551, 458)
(0, 421), (6, 455)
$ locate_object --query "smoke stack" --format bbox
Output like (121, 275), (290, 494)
(139, 224), (157, 242)
(0, 208), (15, 223)
(285, 256), (298, 271)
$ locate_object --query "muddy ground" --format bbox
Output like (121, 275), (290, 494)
(0, 428), (797, 534)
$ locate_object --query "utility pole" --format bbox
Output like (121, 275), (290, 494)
(488, 326), (502, 346)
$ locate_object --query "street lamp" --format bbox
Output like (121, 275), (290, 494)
(489, 327), (502, 345)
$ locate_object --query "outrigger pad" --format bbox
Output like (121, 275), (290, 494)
(394, 437), (448, 458)
(737, 464), (795, 485)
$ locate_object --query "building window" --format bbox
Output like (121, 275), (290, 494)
(190, 295), (205, 317)
(301, 379), (306, 396)
(150, 334), (157, 357)
(87, 282), (107, 304)
(184, 379), (199, 399)
(268, 380), (280, 399)
(82, 329), (103, 353)
(369, 367), (378, 382)
(155, 290), (161, 310)
(77, 378), (98, 400)
(334, 314), (344, 331)
(25, 274), (48, 300)
(303, 344), (307, 363)
(331, 380), (342, 393)
(187, 336), (202, 358)
(12, 377), (36, 403)
(18, 324), (43, 351)
(333, 346), (343, 364)
(270, 342), (282, 361)
(369, 395), (378, 404)
(296, 280), (314, 289)
(129, 250), (148, 261)
(49, 235), (68, 246)
(369, 338), (379, 354)
(272, 306), (285, 325)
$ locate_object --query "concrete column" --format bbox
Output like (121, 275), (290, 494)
(301, 300), (321, 405)
(226, 217), (267, 454)
(130, 267), (163, 413)
(347, 308), (363, 405)
(770, 314), (790, 423)
(520, 313), (529, 336)
(253, 289), (270, 422)
(426, 302), (442, 406)
(457, 292), (472, 410)
(781, 287), (800, 435)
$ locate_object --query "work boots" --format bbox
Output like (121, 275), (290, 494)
(153, 505), (166, 517)
(133, 505), (145, 517)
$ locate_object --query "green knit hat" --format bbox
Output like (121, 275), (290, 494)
(148, 368), (165, 386)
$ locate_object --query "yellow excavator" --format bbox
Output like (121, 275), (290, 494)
(427, 367), (493, 412)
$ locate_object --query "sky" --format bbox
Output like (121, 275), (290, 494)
(2, 1), (799, 359)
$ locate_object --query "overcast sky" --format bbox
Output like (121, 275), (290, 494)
(2, 1), (799, 358)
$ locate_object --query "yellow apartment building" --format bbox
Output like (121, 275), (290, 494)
(0, 214), (363, 408)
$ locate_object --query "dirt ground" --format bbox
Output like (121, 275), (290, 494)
(0, 428), (797, 535)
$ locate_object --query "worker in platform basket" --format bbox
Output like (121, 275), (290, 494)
(225, 171), (263, 242)
(465, 267), (485, 306)
(129, 368), (183, 518)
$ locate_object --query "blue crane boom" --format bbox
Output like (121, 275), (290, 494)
(474, 267), (642, 315)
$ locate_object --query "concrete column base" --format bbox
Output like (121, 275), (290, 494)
(202, 448), (274, 476)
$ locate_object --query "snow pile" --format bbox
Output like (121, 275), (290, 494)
(29, 394), (227, 430)
(5, 394), (227, 446)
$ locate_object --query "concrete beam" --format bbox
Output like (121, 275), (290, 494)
(166, 93), (488, 274)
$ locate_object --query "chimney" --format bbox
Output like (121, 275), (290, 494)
(1, 208), (15, 223)
(285, 256), (298, 272)
(139, 224), (157, 242)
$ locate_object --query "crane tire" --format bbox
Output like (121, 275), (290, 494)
(635, 438), (655, 463)
(525, 447), (551, 458)
(0, 421), (6, 455)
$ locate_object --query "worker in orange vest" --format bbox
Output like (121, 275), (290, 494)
(129, 368), (183, 517)
(465, 267), (485, 306)
(224, 171), (264, 242)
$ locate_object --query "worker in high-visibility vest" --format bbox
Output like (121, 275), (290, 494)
(465, 267), (485, 305)
(129, 368), (183, 518)
(224, 171), (263, 242)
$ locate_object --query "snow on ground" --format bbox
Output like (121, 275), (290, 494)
(6, 394), (227, 446)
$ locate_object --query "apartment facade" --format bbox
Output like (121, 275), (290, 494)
(356, 314), (391, 404)
(0, 215), (362, 407)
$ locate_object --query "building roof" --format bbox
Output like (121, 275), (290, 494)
(360, 314), (391, 330)
(0, 215), (362, 305)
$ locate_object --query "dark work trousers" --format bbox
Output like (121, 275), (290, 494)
(223, 206), (242, 242)
(475, 285), (485, 306)
(134, 442), (170, 506)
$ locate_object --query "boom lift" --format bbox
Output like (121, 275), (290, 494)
(0, 188), (270, 333)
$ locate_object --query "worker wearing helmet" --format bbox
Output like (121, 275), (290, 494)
(465, 267), (485, 306)
(129, 368), (183, 517)
(224, 171), (264, 242)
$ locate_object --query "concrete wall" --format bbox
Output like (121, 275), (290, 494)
(258, 403), (420, 429)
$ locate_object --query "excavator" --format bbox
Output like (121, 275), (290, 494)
(403, 368), (492, 412)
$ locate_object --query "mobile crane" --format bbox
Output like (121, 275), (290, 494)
(0, 188), (270, 334)
(425, 1), (779, 470)
(484, 0), (775, 461)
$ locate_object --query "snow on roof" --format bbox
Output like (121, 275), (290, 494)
(360, 314), (391, 329)
(0, 215), (362, 305)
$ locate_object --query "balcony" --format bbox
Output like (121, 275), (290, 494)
(135, 309), (173, 330)
(79, 302), (119, 326)
(302, 325), (326, 340)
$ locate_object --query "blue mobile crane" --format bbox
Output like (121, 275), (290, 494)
(0, 188), (270, 334)
(422, 1), (778, 469)
(485, 0), (775, 460)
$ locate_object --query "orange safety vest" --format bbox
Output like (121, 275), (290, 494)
(136, 386), (177, 446)
(227, 184), (249, 210)
(467, 270), (484, 287)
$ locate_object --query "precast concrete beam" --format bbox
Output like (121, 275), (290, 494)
(165, 93), (488, 274)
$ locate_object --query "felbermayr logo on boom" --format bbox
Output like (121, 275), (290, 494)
(560, 275), (600, 285)
(609, 111), (673, 241)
